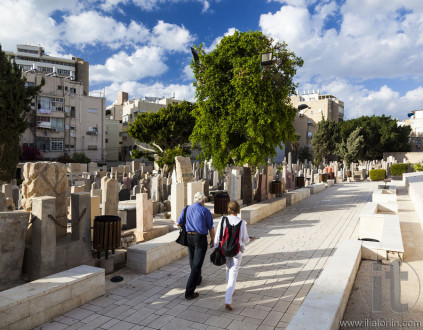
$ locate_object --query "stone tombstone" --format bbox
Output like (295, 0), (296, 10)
(202, 179), (210, 197)
(0, 210), (29, 290)
(102, 177), (118, 216)
(175, 156), (194, 184)
(265, 165), (275, 200)
(187, 181), (204, 205)
(2, 184), (12, 199)
(0, 192), (6, 211)
(12, 186), (20, 210)
(288, 152), (292, 172)
(91, 182), (99, 190)
(21, 162), (68, 238)
(254, 174), (268, 202)
(136, 193), (153, 237)
(213, 171), (219, 188)
(151, 174), (163, 202)
(119, 185), (131, 201)
(171, 182), (184, 222)
(132, 185), (140, 195)
(242, 166), (253, 205)
(230, 169), (242, 202)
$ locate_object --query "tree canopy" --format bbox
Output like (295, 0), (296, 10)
(0, 45), (43, 182)
(190, 30), (303, 172)
(336, 127), (365, 165)
(127, 100), (196, 170)
(338, 115), (411, 160)
(311, 118), (339, 164)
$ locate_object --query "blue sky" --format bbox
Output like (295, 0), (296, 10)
(1, 0), (423, 120)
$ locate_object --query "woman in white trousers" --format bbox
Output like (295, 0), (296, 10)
(214, 201), (249, 310)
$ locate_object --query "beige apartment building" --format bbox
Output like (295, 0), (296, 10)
(6, 45), (105, 161)
(105, 92), (183, 161)
(398, 109), (423, 151)
(289, 90), (344, 156)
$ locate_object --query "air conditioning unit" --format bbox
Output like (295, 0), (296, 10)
(308, 120), (312, 125)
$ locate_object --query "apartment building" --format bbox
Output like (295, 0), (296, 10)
(6, 45), (105, 161)
(398, 110), (423, 151)
(289, 90), (344, 155)
(105, 92), (183, 161)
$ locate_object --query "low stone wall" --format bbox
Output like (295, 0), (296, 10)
(127, 230), (188, 274)
(306, 183), (326, 194)
(383, 152), (423, 163)
(240, 197), (287, 225)
(283, 188), (310, 205)
(0, 265), (105, 330)
(287, 240), (362, 330)
(404, 172), (423, 229)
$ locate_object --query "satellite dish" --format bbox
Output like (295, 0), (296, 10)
(408, 113), (414, 117)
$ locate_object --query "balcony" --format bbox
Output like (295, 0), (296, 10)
(37, 121), (51, 129)
(86, 130), (98, 136)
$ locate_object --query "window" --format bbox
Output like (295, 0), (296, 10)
(105, 139), (109, 143)
(39, 97), (63, 112)
(307, 143), (312, 148)
(88, 145), (98, 150)
(36, 137), (50, 151)
(69, 88), (76, 94)
(70, 107), (76, 118)
(88, 108), (98, 113)
(50, 138), (63, 151)
(36, 116), (50, 122)
(65, 106), (70, 113)
(307, 131), (313, 139)
(51, 118), (64, 131)
(58, 85), (62, 90)
(25, 81), (35, 87)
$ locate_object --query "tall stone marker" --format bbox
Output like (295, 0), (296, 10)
(175, 156), (194, 185)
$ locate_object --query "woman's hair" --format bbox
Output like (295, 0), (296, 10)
(123, 173), (127, 177)
(227, 201), (240, 215)
(194, 192), (206, 203)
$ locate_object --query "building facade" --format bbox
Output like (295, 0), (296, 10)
(289, 90), (344, 157)
(6, 45), (105, 161)
(398, 110), (423, 151)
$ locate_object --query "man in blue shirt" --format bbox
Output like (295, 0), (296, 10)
(177, 192), (215, 300)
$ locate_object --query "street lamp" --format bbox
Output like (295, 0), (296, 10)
(260, 52), (274, 67)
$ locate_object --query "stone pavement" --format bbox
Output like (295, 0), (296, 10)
(341, 182), (423, 330)
(36, 182), (377, 330)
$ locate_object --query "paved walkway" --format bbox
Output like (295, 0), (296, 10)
(36, 182), (377, 330)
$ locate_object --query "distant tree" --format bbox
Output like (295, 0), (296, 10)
(338, 115), (411, 160)
(290, 133), (301, 162)
(336, 127), (365, 165)
(0, 45), (43, 182)
(311, 118), (339, 164)
(190, 30), (303, 172)
(298, 146), (312, 163)
(19, 145), (42, 161)
(72, 152), (90, 163)
(127, 101), (196, 171)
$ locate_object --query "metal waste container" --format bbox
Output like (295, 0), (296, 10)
(214, 193), (230, 215)
(93, 215), (121, 259)
(271, 180), (282, 194)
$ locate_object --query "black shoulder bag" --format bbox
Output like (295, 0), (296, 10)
(175, 206), (188, 246)
(210, 217), (226, 266)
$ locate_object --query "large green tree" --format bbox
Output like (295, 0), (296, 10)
(336, 127), (365, 165)
(190, 30), (303, 172)
(311, 118), (339, 164)
(127, 100), (196, 170)
(0, 45), (43, 182)
(338, 115), (411, 160)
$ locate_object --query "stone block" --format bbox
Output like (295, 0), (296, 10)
(240, 197), (286, 225)
(306, 183), (325, 194)
(127, 230), (188, 274)
(0, 211), (29, 291)
(284, 188), (310, 205)
(187, 181), (204, 205)
(286, 240), (362, 330)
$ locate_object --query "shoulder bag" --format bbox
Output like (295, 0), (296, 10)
(210, 217), (226, 266)
(175, 206), (188, 246)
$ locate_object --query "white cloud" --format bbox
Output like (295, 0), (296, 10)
(150, 20), (194, 52)
(95, 81), (195, 103)
(62, 11), (149, 48)
(259, 1), (423, 80)
(182, 64), (194, 80)
(0, 0), (63, 53)
(99, 0), (129, 11)
(90, 46), (168, 82)
(132, 0), (214, 12)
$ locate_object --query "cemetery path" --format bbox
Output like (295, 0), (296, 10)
(36, 181), (379, 330)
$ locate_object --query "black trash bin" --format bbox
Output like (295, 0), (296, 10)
(214, 193), (230, 215)
(271, 180), (282, 194)
(295, 176), (305, 188)
(93, 215), (121, 259)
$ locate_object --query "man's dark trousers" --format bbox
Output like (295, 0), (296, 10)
(185, 233), (208, 298)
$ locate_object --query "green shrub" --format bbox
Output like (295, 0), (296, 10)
(390, 163), (409, 176)
(413, 163), (423, 172)
(369, 169), (386, 181)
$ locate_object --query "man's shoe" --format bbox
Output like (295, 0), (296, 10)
(185, 292), (199, 300)
(225, 304), (233, 310)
